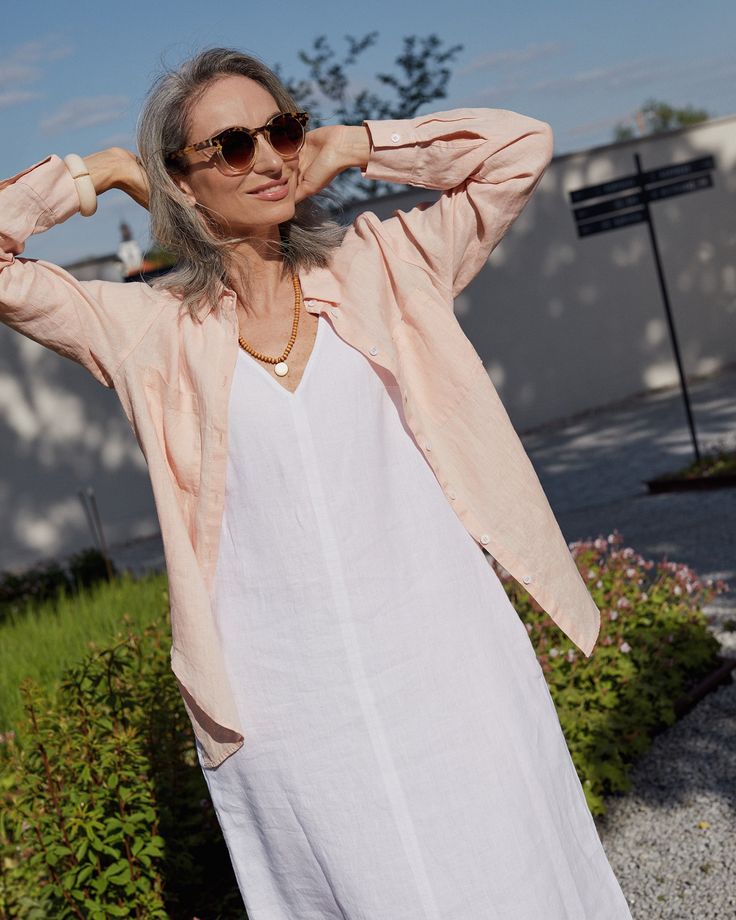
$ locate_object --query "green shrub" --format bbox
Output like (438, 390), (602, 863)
(494, 531), (727, 814)
(0, 608), (244, 919)
(0, 548), (115, 626)
(0, 571), (168, 732)
(0, 533), (727, 915)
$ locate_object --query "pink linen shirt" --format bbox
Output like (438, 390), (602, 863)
(0, 108), (600, 768)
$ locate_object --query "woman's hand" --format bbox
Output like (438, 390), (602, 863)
(83, 147), (150, 210)
(294, 125), (371, 204)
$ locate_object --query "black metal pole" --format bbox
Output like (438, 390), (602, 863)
(634, 152), (701, 463)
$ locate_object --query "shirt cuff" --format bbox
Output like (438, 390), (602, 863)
(361, 118), (420, 186)
(4, 155), (81, 230)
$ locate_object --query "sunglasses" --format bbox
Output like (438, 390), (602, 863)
(169, 111), (309, 175)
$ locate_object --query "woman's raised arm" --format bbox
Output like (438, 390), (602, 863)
(350, 107), (554, 303)
(0, 151), (159, 389)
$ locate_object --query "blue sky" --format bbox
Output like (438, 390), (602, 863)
(3, 0), (735, 265)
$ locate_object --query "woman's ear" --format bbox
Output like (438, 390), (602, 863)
(171, 170), (197, 208)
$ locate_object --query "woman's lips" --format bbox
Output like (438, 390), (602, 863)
(248, 181), (289, 200)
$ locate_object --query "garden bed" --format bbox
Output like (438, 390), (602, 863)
(672, 655), (736, 718)
(646, 445), (736, 493)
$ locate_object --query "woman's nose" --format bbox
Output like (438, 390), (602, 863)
(252, 132), (284, 172)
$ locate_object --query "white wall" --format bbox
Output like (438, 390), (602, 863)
(2, 114), (735, 571)
(344, 111), (736, 430)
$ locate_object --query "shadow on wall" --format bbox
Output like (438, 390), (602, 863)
(454, 114), (736, 430)
(0, 329), (158, 572)
(1, 114), (736, 570)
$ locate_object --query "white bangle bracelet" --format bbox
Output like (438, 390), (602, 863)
(63, 153), (98, 217)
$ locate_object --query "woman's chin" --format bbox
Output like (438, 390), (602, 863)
(230, 211), (297, 240)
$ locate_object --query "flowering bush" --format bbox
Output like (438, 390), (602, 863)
(494, 531), (728, 815)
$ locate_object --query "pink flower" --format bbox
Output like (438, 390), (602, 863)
(619, 641), (632, 654)
(549, 647), (560, 658)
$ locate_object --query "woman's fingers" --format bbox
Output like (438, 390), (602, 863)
(82, 148), (150, 210)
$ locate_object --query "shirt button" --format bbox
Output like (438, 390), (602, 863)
(522, 575), (532, 585)
(447, 489), (456, 500)
(480, 534), (490, 545)
(304, 298), (317, 308)
(391, 132), (401, 143)
(425, 442), (432, 451)
(369, 345), (378, 356)
(330, 307), (339, 318)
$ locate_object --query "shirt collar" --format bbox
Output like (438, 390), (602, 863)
(208, 264), (342, 317)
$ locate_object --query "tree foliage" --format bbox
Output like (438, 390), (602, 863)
(614, 98), (710, 141)
(275, 32), (463, 202)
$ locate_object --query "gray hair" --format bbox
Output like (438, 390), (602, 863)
(136, 47), (348, 320)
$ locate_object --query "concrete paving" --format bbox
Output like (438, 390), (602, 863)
(517, 365), (736, 919)
(521, 363), (736, 652)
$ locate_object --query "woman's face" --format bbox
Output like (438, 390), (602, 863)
(173, 74), (299, 236)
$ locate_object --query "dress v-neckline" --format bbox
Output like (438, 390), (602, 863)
(236, 314), (325, 398)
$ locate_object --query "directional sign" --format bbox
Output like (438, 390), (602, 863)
(646, 172), (713, 201)
(576, 208), (648, 238)
(573, 191), (643, 222)
(569, 154), (716, 204)
(566, 150), (718, 464)
(643, 155), (715, 186)
(569, 175), (640, 204)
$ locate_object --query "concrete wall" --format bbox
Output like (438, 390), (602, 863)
(343, 111), (736, 429)
(2, 114), (735, 571)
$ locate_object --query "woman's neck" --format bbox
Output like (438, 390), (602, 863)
(228, 227), (292, 320)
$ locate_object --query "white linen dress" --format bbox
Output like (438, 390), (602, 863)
(196, 314), (633, 920)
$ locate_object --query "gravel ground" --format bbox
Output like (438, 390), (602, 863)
(521, 368), (736, 919)
(596, 676), (736, 919)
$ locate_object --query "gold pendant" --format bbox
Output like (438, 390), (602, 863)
(274, 361), (289, 377)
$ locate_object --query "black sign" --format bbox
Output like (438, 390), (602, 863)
(646, 173), (713, 201)
(576, 208), (648, 238)
(569, 154), (716, 205)
(569, 175), (640, 204)
(567, 149), (716, 465)
(643, 155), (715, 186)
(573, 191), (643, 222)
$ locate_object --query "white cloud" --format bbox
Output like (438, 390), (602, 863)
(567, 113), (637, 138)
(0, 35), (73, 109)
(460, 42), (566, 76)
(472, 80), (526, 104)
(0, 90), (41, 110)
(40, 95), (130, 135)
(528, 58), (671, 95)
(525, 52), (736, 98)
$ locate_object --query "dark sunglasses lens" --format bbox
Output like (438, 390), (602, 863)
(220, 130), (255, 170)
(268, 114), (305, 157)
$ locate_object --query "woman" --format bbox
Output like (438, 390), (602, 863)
(0, 47), (633, 919)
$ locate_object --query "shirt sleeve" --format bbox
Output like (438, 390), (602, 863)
(0, 155), (159, 388)
(359, 107), (554, 300)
